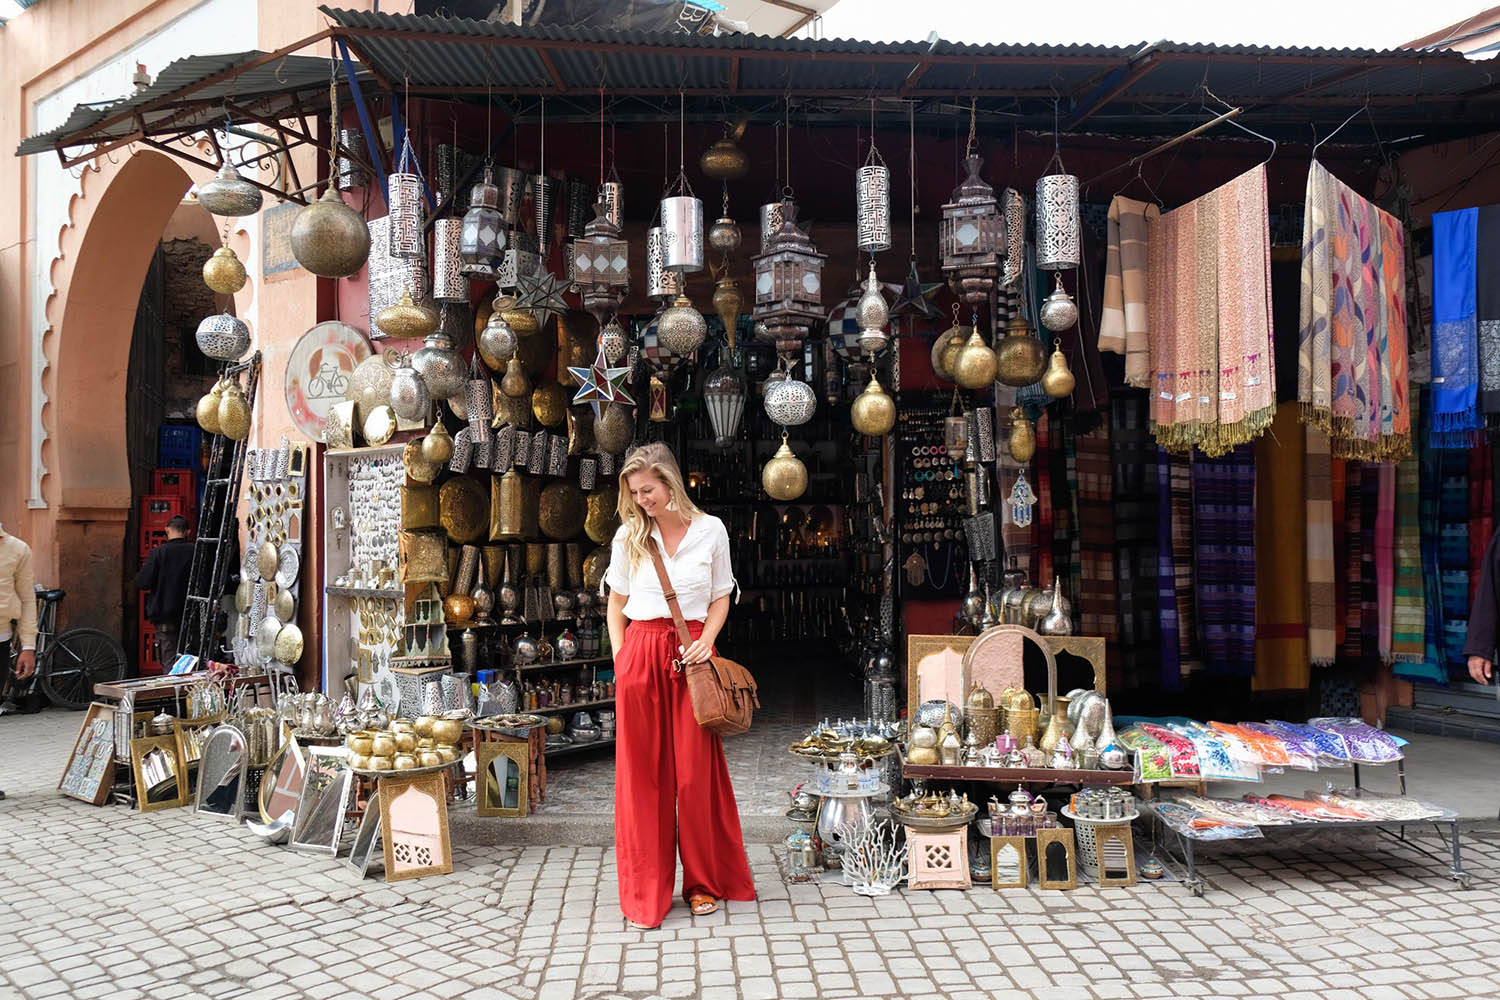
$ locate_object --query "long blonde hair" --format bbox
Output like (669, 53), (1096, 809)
(616, 442), (704, 571)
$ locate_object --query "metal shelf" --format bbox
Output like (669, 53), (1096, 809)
(545, 736), (616, 757)
(326, 585), (405, 600)
(526, 698), (616, 715)
(517, 656), (611, 672)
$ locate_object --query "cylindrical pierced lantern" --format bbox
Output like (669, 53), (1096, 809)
(432, 218), (467, 302)
(646, 227), (681, 301)
(533, 174), (560, 253)
(494, 166), (527, 225)
(337, 128), (367, 191)
(659, 195), (704, 274)
(496, 231), (540, 290)
(461, 167), (506, 279)
(758, 202), (784, 254)
(1035, 173), (1081, 271)
(387, 171), (424, 259)
(367, 218), (427, 340)
(599, 180), (624, 229)
(567, 180), (595, 238)
(1003, 188), (1026, 289)
(855, 161), (892, 253)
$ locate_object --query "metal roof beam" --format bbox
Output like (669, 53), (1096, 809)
(535, 46), (566, 90)
(1270, 64), (1381, 101)
(1064, 49), (1167, 129)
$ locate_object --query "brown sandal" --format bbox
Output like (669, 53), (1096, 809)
(688, 891), (719, 916)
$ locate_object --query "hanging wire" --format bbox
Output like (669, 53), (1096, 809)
(599, 83), (606, 188)
(539, 94), (546, 175)
(908, 100), (917, 259)
(965, 96), (977, 159)
(484, 81), (493, 165)
(783, 97), (793, 198)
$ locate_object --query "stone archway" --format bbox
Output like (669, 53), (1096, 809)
(49, 150), (196, 638)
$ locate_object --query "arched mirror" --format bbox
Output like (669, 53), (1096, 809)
(193, 725), (248, 821)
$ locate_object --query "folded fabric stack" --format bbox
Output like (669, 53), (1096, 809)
(1120, 717), (1404, 783)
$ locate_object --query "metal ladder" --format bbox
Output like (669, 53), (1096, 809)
(179, 352), (261, 665)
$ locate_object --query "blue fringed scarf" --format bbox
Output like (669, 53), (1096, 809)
(1430, 208), (1483, 448)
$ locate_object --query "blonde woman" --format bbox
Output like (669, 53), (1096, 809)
(604, 442), (755, 929)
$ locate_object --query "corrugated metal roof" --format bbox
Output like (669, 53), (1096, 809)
(317, 6), (1500, 142)
(17, 52), (344, 157)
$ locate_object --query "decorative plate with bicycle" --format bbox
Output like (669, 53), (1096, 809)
(285, 321), (371, 440)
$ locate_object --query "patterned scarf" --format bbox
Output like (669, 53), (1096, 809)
(1360, 465), (1381, 674)
(1110, 391), (1161, 691)
(1376, 464), (1397, 663)
(1194, 445), (1256, 676)
(1404, 387), (1451, 685)
(1430, 207), (1483, 448)
(1439, 448), (1471, 675)
(1391, 392), (1426, 664)
(1156, 449), (1181, 692)
(1254, 403), (1310, 691)
(1338, 462), (1363, 664)
(1479, 206), (1500, 422)
(1075, 425), (1119, 684)
(1299, 161), (1411, 460)
(1148, 166), (1274, 455)
(1305, 426), (1338, 666)
(1100, 196), (1158, 388)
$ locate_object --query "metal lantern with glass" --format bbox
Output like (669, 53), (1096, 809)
(751, 198), (826, 359)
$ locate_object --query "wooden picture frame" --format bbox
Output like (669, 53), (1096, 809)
(378, 771), (453, 882)
(1037, 828), (1078, 890)
(989, 836), (1029, 889)
(476, 741), (530, 818)
(1094, 825), (1137, 887)
(904, 634), (975, 725)
(130, 734), (187, 812)
(58, 703), (116, 806)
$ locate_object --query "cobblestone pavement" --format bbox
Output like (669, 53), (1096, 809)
(5, 709), (1500, 1000)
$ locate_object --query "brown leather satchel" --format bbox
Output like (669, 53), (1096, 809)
(646, 536), (758, 736)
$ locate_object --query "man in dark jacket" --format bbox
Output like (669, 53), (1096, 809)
(136, 516), (194, 667)
(1467, 529), (1500, 684)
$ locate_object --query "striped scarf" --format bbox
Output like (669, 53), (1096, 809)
(1100, 196), (1158, 388)
(1110, 391), (1161, 690)
(1194, 445), (1257, 676)
(1305, 426), (1338, 665)
(1075, 425), (1119, 684)
(1391, 392), (1426, 664)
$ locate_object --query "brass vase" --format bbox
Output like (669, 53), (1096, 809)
(1038, 697), (1072, 755)
(994, 312), (1047, 387)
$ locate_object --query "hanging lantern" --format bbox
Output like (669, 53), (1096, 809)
(658, 295), (708, 360)
(639, 311), (680, 375)
(202, 244), (247, 295)
(851, 373), (896, 437)
(478, 309), (518, 371)
(763, 371), (817, 427)
(758, 201), (784, 255)
(645, 227), (682, 302)
(1035, 172), (1081, 271)
(855, 262), (890, 356)
(700, 122), (750, 180)
(566, 180), (596, 238)
(599, 177), (624, 229)
(388, 353), (431, 422)
(197, 160), (263, 217)
(377, 289), (438, 341)
(595, 401), (634, 453)
(533, 174), (560, 254)
(762, 433), (808, 501)
(953, 327), (999, 390)
(573, 202), (631, 326)
(367, 218), (426, 339)
(1039, 274), (1079, 332)
(943, 414), (970, 462)
(500, 357), (531, 399)
(1008, 407), (1037, 462)
(411, 329), (467, 400)
(496, 231), (541, 291)
(648, 375), (670, 422)
(704, 365), (747, 448)
(196, 312), (251, 362)
(599, 319), (628, 366)
(659, 189), (704, 274)
(1041, 345), (1076, 399)
(940, 154), (1006, 307)
(494, 166), (528, 225)
(855, 151), (892, 253)
(387, 164), (424, 260)
(1002, 188), (1026, 289)
(292, 187), (370, 278)
(995, 310), (1048, 387)
(751, 199), (825, 357)
(712, 276), (742, 341)
(432, 218), (467, 302)
(460, 167), (507, 279)
(336, 128), (367, 191)
(826, 285), (863, 361)
(466, 357), (493, 444)
(438, 301), (472, 352)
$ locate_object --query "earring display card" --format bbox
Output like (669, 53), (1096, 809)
(58, 703), (116, 806)
(895, 401), (971, 600)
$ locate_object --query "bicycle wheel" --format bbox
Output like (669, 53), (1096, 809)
(39, 628), (127, 710)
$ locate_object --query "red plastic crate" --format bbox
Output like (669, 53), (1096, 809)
(150, 468), (196, 511)
(138, 595), (163, 676)
(140, 527), (171, 560)
(139, 494), (184, 529)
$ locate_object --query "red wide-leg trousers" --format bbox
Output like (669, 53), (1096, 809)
(614, 618), (756, 926)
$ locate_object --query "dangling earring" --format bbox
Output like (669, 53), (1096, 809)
(666, 497), (678, 512)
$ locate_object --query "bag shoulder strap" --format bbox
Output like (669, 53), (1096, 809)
(645, 536), (694, 654)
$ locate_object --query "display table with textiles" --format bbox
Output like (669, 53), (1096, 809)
(1123, 718), (1466, 895)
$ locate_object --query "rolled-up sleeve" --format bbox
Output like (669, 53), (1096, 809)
(14, 543), (37, 649)
(708, 521), (737, 603)
(604, 529), (630, 596)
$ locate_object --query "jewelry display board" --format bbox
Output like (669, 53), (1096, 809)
(235, 438), (310, 679)
(58, 703), (116, 805)
(324, 444), (406, 698)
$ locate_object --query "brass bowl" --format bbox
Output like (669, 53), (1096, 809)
(907, 746), (940, 766)
(346, 731), (375, 756)
(414, 716), (438, 739)
(435, 745), (458, 764)
(393, 754), (418, 771)
(418, 750), (443, 768)
(394, 731), (418, 754)
(431, 718), (465, 744)
(370, 733), (396, 757)
(369, 756), (393, 771)
(349, 754), (371, 770)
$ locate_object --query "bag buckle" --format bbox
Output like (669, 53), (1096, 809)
(672, 658), (685, 674)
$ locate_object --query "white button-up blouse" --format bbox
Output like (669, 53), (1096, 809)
(604, 513), (737, 623)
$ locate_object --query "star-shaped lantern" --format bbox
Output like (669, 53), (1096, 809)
(891, 258), (943, 321)
(514, 263), (571, 329)
(568, 337), (634, 419)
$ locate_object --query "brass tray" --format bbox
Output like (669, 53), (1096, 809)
(889, 801), (979, 832)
